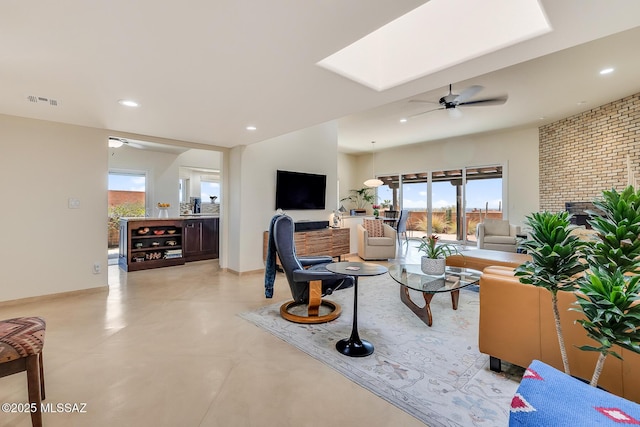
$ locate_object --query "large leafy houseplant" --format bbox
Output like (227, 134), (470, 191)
(571, 186), (640, 387)
(515, 211), (588, 375)
(341, 187), (375, 210)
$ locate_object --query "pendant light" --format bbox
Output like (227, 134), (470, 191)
(364, 141), (383, 188)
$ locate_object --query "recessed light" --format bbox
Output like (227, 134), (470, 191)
(599, 67), (614, 75)
(399, 118), (407, 123)
(577, 101), (587, 106)
(118, 99), (139, 107)
(246, 125), (257, 131)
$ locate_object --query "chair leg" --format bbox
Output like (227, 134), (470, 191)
(26, 354), (43, 427)
(307, 280), (321, 317)
(39, 352), (45, 401)
(489, 356), (502, 372)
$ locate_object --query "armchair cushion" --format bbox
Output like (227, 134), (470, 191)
(367, 237), (395, 246)
(483, 219), (511, 236)
(484, 235), (518, 245)
(363, 219), (384, 237)
(298, 255), (333, 267)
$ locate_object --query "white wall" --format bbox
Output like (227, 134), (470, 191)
(0, 111), (539, 298)
(337, 151), (361, 208)
(228, 122), (339, 273)
(0, 113), (227, 302)
(110, 147), (221, 217)
(0, 115), (108, 301)
(337, 127), (540, 228)
(109, 146), (179, 217)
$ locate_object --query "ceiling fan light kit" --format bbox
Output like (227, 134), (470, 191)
(108, 136), (147, 150)
(108, 137), (124, 148)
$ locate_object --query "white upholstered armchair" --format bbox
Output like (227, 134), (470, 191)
(357, 219), (397, 260)
(476, 218), (521, 252)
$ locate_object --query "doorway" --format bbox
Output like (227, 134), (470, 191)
(108, 171), (147, 265)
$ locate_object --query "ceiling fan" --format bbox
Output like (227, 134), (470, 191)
(108, 136), (146, 149)
(410, 84), (508, 118)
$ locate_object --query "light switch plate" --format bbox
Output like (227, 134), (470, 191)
(68, 198), (80, 209)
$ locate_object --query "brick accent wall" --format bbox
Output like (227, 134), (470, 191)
(539, 92), (640, 211)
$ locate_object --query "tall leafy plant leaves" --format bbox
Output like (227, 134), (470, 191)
(515, 211), (588, 374)
(571, 268), (640, 386)
(588, 186), (640, 274)
(574, 186), (640, 387)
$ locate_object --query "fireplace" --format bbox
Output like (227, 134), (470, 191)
(565, 202), (600, 228)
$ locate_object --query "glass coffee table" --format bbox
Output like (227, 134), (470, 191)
(388, 264), (481, 327)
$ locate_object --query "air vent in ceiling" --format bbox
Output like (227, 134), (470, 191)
(26, 95), (59, 106)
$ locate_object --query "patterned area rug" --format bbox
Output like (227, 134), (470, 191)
(240, 274), (523, 427)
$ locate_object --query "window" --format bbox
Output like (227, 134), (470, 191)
(376, 165), (504, 243)
(200, 180), (220, 203)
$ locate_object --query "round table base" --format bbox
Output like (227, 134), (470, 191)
(336, 338), (374, 357)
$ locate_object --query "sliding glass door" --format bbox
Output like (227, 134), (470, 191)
(431, 169), (462, 241)
(376, 165), (503, 244)
(464, 166), (503, 243)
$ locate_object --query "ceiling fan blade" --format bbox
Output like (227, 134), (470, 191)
(125, 141), (147, 149)
(408, 99), (439, 105)
(409, 107), (445, 118)
(454, 85), (483, 104)
(458, 95), (508, 107)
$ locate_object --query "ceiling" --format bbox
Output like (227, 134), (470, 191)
(2, 1), (640, 155)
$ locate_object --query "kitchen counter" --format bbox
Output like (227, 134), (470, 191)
(119, 216), (219, 271)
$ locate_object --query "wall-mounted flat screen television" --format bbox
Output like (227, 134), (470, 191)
(275, 170), (326, 210)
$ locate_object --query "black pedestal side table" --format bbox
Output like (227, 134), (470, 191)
(326, 261), (388, 357)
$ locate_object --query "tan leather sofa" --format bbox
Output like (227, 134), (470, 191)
(479, 266), (640, 403)
(446, 248), (530, 272)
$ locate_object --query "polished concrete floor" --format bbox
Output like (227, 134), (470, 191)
(0, 244), (432, 426)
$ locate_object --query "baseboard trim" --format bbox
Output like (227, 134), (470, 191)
(0, 286), (109, 307)
(222, 267), (264, 276)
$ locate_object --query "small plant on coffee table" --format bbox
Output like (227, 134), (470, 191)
(417, 234), (459, 259)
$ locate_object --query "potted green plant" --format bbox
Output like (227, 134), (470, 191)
(515, 211), (588, 375)
(417, 234), (459, 275)
(571, 186), (640, 387)
(341, 187), (374, 215)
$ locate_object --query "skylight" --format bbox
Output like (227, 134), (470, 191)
(317, 0), (551, 91)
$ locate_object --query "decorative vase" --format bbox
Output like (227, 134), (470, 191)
(421, 257), (446, 275)
(157, 207), (169, 218)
